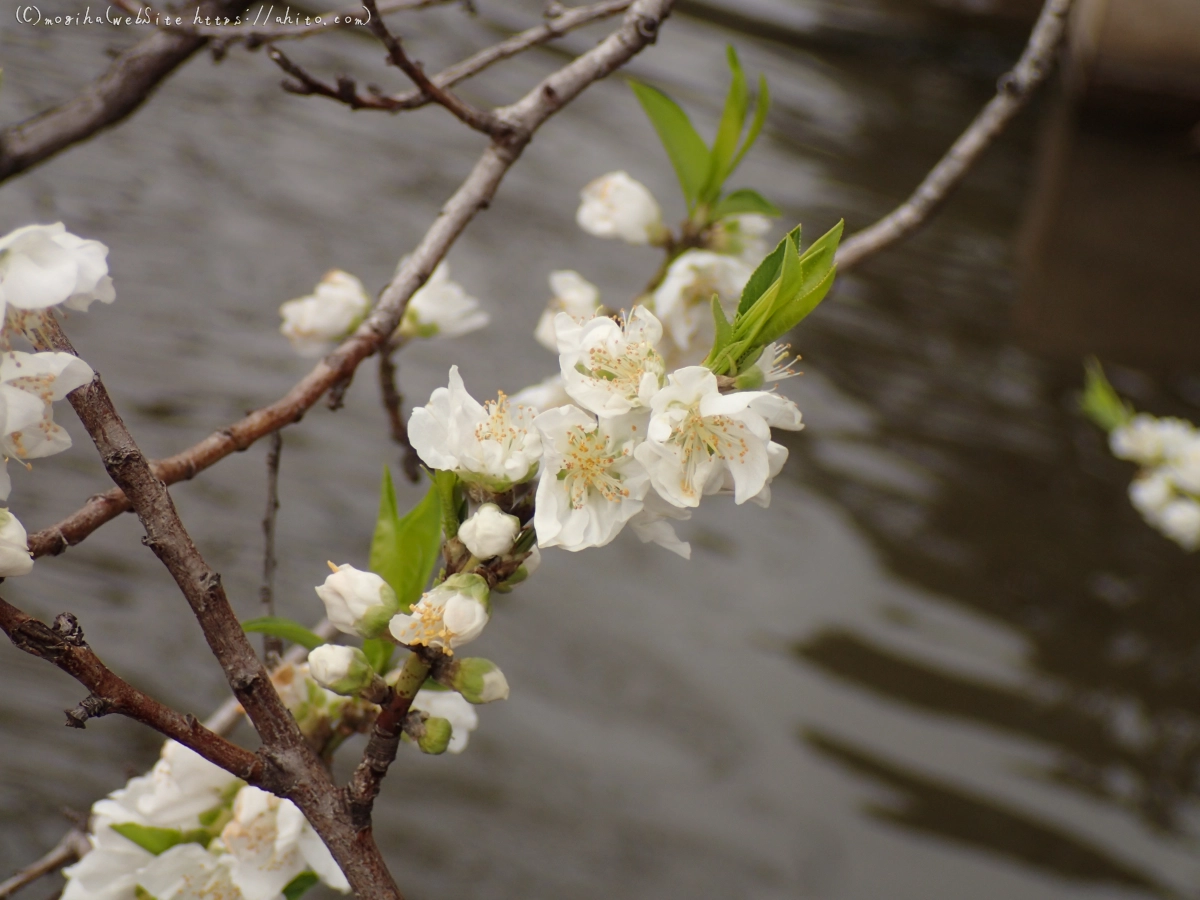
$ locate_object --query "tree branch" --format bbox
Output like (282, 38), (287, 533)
(0, 596), (264, 780)
(259, 432), (284, 664)
(835, 0), (1073, 271)
(0, 829), (90, 900)
(0, 0), (249, 184)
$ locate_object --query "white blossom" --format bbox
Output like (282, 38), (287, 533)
(576, 172), (664, 245)
(628, 489), (692, 559)
(0, 223), (115, 316)
(278, 270), (370, 357)
(138, 741), (239, 829)
(408, 366), (542, 491)
(314, 563), (400, 639)
(709, 213), (773, 265)
(308, 645), (375, 696)
(634, 366), (802, 508)
(1165, 441), (1200, 495)
(133, 844), (238, 900)
(0, 352), (95, 484)
(219, 786), (348, 900)
(459, 503), (521, 559)
(556, 306), (666, 418)
(1158, 498), (1200, 551)
(1109, 414), (1197, 466)
(397, 261), (488, 339)
(0, 508), (33, 576)
(651, 250), (752, 351)
(534, 270), (602, 352)
(533, 406), (649, 552)
(388, 573), (490, 654)
(411, 689), (479, 753)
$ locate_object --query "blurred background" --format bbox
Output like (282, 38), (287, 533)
(1, 0), (1199, 897)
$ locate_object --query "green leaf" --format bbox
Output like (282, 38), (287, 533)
(729, 74), (770, 175)
(110, 824), (187, 856)
(242, 617), (324, 652)
(369, 468), (443, 613)
(362, 637), (394, 675)
(706, 293), (735, 372)
(712, 188), (781, 220)
(700, 46), (749, 204)
(738, 225), (799, 316)
(283, 872), (320, 900)
(629, 80), (711, 209)
(756, 220), (844, 344)
(1081, 358), (1134, 431)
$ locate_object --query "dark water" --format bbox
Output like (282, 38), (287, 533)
(2, 1), (1199, 898)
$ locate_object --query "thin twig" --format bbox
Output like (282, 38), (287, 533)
(0, 829), (89, 900)
(377, 343), (422, 483)
(361, 0), (505, 135)
(269, 46), (398, 109)
(835, 0), (1073, 271)
(259, 431), (284, 664)
(267, 0), (630, 113)
(377, 0), (631, 110)
(0, 0), (250, 184)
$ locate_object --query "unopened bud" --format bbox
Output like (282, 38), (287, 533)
(307, 645), (375, 697)
(442, 657), (510, 704)
(417, 716), (453, 754)
(315, 563), (400, 639)
(459, 503), (520, 559)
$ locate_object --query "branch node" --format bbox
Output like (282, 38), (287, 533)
(64, 695), (111, 729)
(52, 613), (86, 646)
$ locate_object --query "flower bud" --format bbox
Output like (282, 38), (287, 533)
(442, 657), (510, 704)
(411, 688), (479, 753)
(279, 270), (370, 357)
(459, 503), (520, 559)
(307, 645), (375, 697)
(416, 716), (453, 754)
(315, 563), (400, 639)
(576, 172), (665, 246)
(0, 509), (33, 577)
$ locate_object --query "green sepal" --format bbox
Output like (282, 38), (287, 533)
(417, 716), (453, 754)
(110, 823), (209, 856)
(242, 617), (324, 652)
(712, 188), (780, 220)
(369, 467), (443, 614)
(629, 79), (711, 210)
(283, 872), (320, 900)
(1081, 358), (1134, 432)
(135, 886), (157, 900)
(362, 637), (395, 675)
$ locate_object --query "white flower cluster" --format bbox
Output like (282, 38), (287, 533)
(407, 303), (801, 558)
(1110, 413), (1200, 551)
(62, 740), (349, 900)
(279, 262), (488, 356)
(0, 223), (118, 577)
(527, 172), (774, 410)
